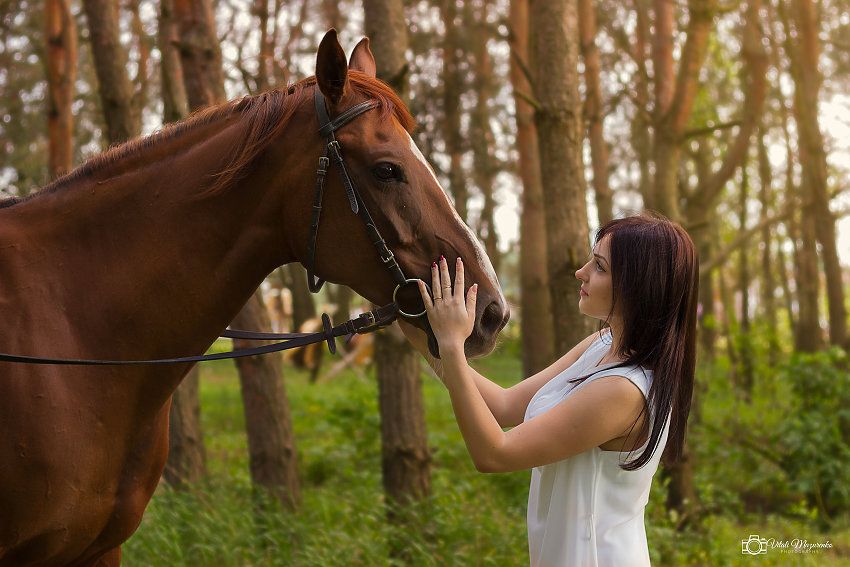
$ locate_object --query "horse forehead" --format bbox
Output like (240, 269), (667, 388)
(404, 132), (500, 283)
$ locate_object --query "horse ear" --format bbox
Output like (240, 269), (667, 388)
(349, 38), (377, 78)
(316, 29), (348, 104)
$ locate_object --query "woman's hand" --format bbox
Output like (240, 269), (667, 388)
(417, 256), (478, 358)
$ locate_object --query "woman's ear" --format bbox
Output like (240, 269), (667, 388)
(316, 29), (348, 105)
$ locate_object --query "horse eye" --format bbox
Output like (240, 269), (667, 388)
(373, 162), (404, 182)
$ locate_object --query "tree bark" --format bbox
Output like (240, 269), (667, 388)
(174, 0), (227, 110)
(531, 0), (592, 353)
(788, 0), (848, 350)
(44, 0), (77, 178)
(440, 0), (469, 221)
(231, 289), (301, 509)
(509, 0), (555, 375)
(364, 0), (432, 542)
(778, 0), (824, 351)
(578, 0), (613, 225)
(159, 0), (190, 123)
(650, 0), (715, 222)
(81, 0), (140, 145)
(163, 367), (207, 486)
(470, 8), (501, 275)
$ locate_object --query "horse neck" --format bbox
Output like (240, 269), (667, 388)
(6, 108), (315, 363)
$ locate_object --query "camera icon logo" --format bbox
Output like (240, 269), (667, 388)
(742, 534), (768, 555)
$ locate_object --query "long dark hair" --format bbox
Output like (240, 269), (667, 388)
(586, 212), (699, 471)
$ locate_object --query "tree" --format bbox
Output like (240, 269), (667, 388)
(530, 0), (593, 353)
(786, 0), (848, 350)
(508, 0), (556, 375)
(363, 0), (433, 536)
(578, 0), (612, 225)
(44, 0), (76, 178)
(165, 0), (301, 507)
(81, 0), (140, 145)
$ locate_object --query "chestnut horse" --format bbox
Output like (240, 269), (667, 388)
(0, 31), (508, 567)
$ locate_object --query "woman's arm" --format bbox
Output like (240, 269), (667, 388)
(416, 257), (645, 473)
(401, 318), (604, 428)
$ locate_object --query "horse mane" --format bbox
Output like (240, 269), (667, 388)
(1, 73), (415, 207)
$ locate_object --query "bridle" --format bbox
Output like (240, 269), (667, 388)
(0, 86), (431, 366)
(305, 87), (428, 319)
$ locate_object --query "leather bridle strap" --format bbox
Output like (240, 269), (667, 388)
(306, 87), (408, 294)
(0, 303), (401, 366)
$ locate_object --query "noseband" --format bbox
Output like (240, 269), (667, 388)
(305, 87), (427, 319)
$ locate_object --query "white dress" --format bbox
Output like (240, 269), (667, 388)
(524, 335), (669, 567)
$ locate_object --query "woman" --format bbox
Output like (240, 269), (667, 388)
(401, 213), (699, 567)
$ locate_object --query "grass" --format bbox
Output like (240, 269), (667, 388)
(122, 339), (849, 566)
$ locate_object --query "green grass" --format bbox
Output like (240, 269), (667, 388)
(122, 341), (850, 566)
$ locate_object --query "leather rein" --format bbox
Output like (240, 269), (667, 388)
(0, 87), (428, 366)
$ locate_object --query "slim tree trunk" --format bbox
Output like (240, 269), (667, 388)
(174, 0), (227, 110)
(159, 0), (190, 123)
(578, 0), (612, 225)
(81, 0), (140, 144)
(440, 0), (468, 221)
(167, 0), (300, 503)
(531, 0), (592, 353)
(757, 124), (780, 364)
(650, 0), (716, 222)
(470, 8), (501, 274)
(163, 367), (207, 486)
(231, 289), (300, 509)
(788, 0), (847, 350)
(363, 0), (432, 535)
(778, 0), (824, 352)
(45, 0), (77, 178)
(510, 0), (556, 375)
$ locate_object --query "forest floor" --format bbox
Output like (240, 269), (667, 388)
(123, 336), (850, 566)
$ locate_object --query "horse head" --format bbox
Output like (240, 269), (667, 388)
(297, 30), (509, 358)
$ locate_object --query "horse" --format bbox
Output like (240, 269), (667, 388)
(0, 30), (508, 567)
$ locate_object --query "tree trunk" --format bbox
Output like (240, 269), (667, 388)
(778, 0), (824, 352)
(286, 263), (316, 333)
(44, 0), (77, 178)
(174, 0), (227, 110)
(440, 0), (469, 221)
(163, 367), (207, 487)
(364, 1), (432, 545)
(231, 289), (301, 509)
(578, 0), (612, 225)
(531, 0), (592, 353)
(81, 0), (140, 145)
(757, 124), (780, 365)
(650, 0), (716, 222)
(788, 0), (848, 350)
(375, 325), (431, 508)
(509, 0), (555, 375)
(470, 8), (501, 275)
(159, 0), (189, 123)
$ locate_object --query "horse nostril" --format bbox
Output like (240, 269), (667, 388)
(480, 300), (508, 336)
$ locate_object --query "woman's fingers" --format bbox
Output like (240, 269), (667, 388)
(439, 256), (452, 298)
(454, 257), (464, 297)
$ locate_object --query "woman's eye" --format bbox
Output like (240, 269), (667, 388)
(596, 262), (605, 272)
(373, 162), (404, 182)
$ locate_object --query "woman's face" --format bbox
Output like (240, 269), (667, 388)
(575, 235), (616, 322)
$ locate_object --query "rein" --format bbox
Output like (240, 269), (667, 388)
(0, 86), (428, 367)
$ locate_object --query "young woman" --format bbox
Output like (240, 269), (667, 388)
(400, 213), (699, 567)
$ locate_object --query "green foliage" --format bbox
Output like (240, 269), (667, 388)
(123, 343), (850, 566)
(775, 348), (850, 521)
